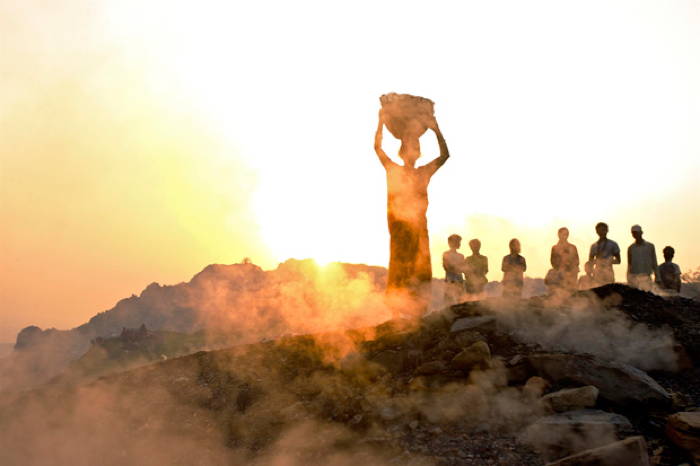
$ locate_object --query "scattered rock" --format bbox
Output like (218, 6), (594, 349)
(545, 436), (650, 466)
(371, 350), (406, 374)
(450, 341), (491, 370)
(542, 386), (599, 413)
(521, 409), (633, 461)
(523, 376), (550, 399)
(450, 316), (496, 333)
(666, 411), (700, 464)
(452, 330), (485, 348)
(414, 360), (447, 376)
(528, 352), (671, 405)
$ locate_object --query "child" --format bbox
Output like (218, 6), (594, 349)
(578, 261), (595, 290)
(443, 234), (465, 304)
(502, 239), (526, 299)
(464, 238), (488, 296)
(658, 246), (681, 293)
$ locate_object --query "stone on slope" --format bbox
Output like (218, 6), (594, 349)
(450, 341), (491, 370)
(414, 360), (448, 376)
(371, 350), (406, 374)
(520, 409), (633, 461)
(527, 353), (671, 405)
(666, 411), (700, 464)
(542, 386), (599, 413)
(523, 376), (550, 399)
(545, 436), (650, 466)
(450, 316), (496, 333)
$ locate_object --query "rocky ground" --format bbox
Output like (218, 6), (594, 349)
(1, 284), (699, 465)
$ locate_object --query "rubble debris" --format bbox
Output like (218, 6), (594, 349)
(588, 283), (700, 364)
(542, 386), (599, 413)
(521, 409), (634, 461)
(523, 376), (550, 399)
(414, 360), (448, 375)
(545, 436), (651, 466)
(527, 352), (671, 405)
(666, 411), (700, 464)
(450, 341), (491, 370)
(450, 316), (496, 333)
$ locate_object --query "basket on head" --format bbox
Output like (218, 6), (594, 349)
(379, 93), (435, 141)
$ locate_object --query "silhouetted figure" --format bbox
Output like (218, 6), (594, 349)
(464, 238), (488, 296)
(658, 246), (681, 293)
(375, 94), (449, 302)
(443, 234), (465, 304)
(549, 227), (579, 292)
(578, 261), (595, 290)
(502, 239), (526, 299)
(627, 224), (658, 291)
(589, 222), (620, 286)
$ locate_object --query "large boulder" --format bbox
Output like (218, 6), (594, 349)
(545, 436), (650, 466)
(521, 409), (633, 461)
(527, 353), (671, 405)
(542, 386), (599, 413)
(666, 411), (700, 464)
(450, 316), (496, 333)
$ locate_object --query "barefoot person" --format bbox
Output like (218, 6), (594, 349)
(502, 239), (526, 299)
(442, 234), (465, 304)
(464, 239), (488, 297)
(374, 94), (449, 311)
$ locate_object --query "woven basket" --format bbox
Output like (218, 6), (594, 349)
(379, 93), (435, 140)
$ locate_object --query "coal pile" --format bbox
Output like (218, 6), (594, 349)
(1, 284), (699, 465)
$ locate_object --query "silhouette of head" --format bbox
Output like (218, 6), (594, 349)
(663, 246), (675, 262)
(399, 137), (421, 167)
(584, 260), (594, 276)
(558, 227), (569, 242)
(509, 238), (521, 254)
(448, 234), (462, 249)
(631, 224), (643, 241)
(595, 222), (608, 239)
(469, 239), (481, 254)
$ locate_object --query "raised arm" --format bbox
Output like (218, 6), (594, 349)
(424, 121), (450, 175)
(374, 112), (392, 169)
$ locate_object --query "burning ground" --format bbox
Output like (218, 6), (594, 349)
(1, 277), (699, 465)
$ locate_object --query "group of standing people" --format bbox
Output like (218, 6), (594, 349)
(443, 222), (683, 303)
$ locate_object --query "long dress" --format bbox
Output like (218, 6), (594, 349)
(384, 160), (439, 293)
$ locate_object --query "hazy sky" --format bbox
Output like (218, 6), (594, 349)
(1, 0), (699, 342)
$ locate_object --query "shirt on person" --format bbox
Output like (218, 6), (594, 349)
(551, 243), (580, 273)
(465, 254), (489, 293)
(465, 254), (488, 278)
(658, 261), (681, 291)
(627, 240), (658, 276)
(443, 250), (465, 282)
(589, 239), (620, 268)
(502, 254), (526, 286)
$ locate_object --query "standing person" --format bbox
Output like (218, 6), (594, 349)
(658, 246), (681, 293)
(627, 225), (658, 291)
(442, 234), (465, 304)
(502, 239), (526, 299)
(374, 99), (449, 308)
(550, 227), (580, 292)
(589, 222), (621, 286)
(464, 238), (489, 297)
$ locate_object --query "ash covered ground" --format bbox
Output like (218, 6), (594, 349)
(1, 267), (699, 465)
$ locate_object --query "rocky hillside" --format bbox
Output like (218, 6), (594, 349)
(1, 285), (699, 466)
(1, 260), (390, 391)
